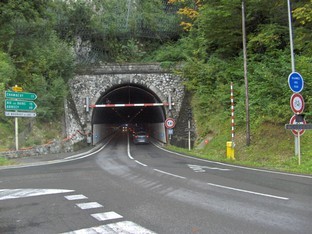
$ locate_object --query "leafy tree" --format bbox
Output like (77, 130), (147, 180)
(0, 51), (16, 122)
(151, 0), (312, 140)
(0, 0), (75, 121)
(168, 0), (203, 31)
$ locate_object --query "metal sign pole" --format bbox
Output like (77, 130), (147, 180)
(188, 119), (191, 151)
(298, 130), (301, 165)
(287, 0), (299, 156)
(287, 0), (295, 73)
(15, 117), (18, 151)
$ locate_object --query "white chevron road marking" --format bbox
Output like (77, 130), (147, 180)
(0, 189), (74, 200)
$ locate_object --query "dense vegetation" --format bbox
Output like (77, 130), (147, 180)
(1, 0), (312, 172)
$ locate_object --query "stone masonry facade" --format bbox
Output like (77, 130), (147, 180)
(65, 63), (186, 144)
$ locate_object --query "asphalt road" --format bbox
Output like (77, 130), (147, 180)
(0, 132), (311, 234)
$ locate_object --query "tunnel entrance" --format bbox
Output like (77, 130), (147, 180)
(91, 84), (168, 144)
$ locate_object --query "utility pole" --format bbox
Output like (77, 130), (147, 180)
(242, 0), (251, 146)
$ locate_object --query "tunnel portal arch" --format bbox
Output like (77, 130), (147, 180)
(65, 64), (185, 145)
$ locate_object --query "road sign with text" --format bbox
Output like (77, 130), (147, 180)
(5, 111), (36, 118)
(5, 100), (37, 111)
(288, 72), (304, 93)
(5, 91), (37, 100)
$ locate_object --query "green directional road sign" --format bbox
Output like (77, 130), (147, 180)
(5, 100), (37, 111)
(5, 91), (37, 100)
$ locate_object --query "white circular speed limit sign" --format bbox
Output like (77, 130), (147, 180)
(290, 93), (305, 114)
(165, 118), (176, 129)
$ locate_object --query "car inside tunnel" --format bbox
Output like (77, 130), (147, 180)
(91, 84), (168, 144)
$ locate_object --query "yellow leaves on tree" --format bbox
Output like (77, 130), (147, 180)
(293, 2), (312, 25)
(168, 0), (202, 31)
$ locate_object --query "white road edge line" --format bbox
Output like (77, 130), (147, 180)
(0, 135), (115, 170)
(154, 169), (186, 179)
(127, 134), (134, 160)
(207, 182), (289, 200)
(127, 134), (147, 167)
(135, 160), (147, 167)
(152, 142), (312, 179)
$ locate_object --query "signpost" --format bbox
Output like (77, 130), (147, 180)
(4, 86), (37, 151)
(5, 91), (37, 100)
(288, 115), (306, 136)
(288, 72), (304, 93)
(12, 85), (23, 92)
(5, 111), (37, 118)
(164, 118), (176, 129)
(286, 71), (306, 165)
(290, 93), (304, 114)
(5, 100), (37, 111)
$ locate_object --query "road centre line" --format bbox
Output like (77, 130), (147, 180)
(153, 169), (186, 179)
(207, 183), (289, 200)
(153, 143), (312, 179)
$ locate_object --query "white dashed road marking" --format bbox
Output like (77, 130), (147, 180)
(207, 183), (289, 200)
(76, 202), (103, 210)
(91, 211), (123, 222)
(65, 194), (88, 200)
(154, 168), (186, 179)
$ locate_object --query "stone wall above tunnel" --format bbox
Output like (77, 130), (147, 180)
(65, 63), (186, 144)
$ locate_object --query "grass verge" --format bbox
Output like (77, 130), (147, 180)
(168, 122), (312, 175)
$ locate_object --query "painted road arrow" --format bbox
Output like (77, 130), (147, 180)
(5, 100), (37, 111)
(5, 91), (37, 100)
(188, 164), (231, 172)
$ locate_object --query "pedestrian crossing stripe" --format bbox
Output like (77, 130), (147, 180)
(60, 221), (157, 234)
(0, 189), (74, 200)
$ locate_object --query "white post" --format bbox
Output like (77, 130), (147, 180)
(15, 117), (19, 151)
(231, 82), (235, 147)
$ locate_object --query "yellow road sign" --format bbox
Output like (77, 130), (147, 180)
(12, 85), (23, 92)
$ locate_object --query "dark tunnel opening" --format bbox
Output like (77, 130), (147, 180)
(92, 84), (166, 125)
(91, 84), (168, 144)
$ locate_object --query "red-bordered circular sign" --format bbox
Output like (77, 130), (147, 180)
(289, 115), (306, 136)
(165, 118), (176, 129)
(290, 93), (305, 114)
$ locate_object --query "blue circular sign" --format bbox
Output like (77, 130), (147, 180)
(288, 72), (304, 93)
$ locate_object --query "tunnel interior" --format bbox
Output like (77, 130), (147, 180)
(92, 84), (166, 126)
